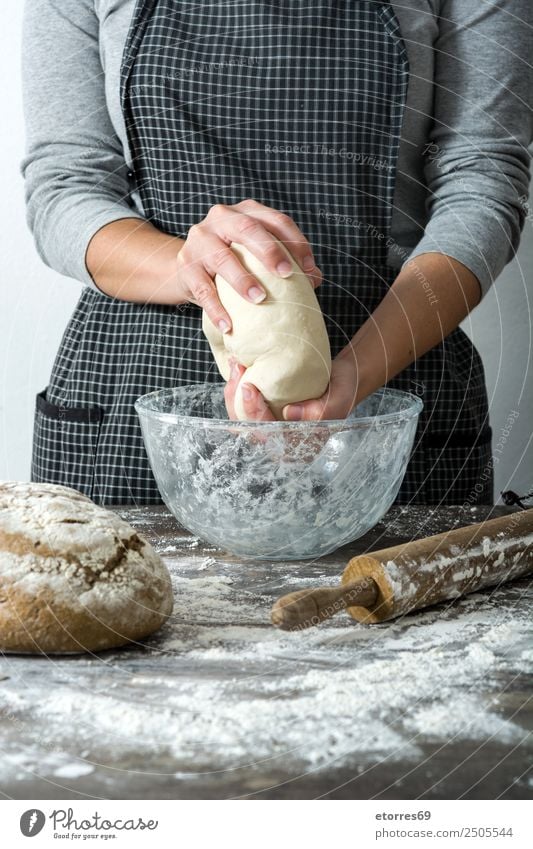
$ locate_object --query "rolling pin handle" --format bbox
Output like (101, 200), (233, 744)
(271, 578), (379, 631)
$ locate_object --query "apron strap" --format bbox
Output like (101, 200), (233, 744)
(120, 0), (158, 113)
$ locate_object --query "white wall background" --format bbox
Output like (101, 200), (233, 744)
(1, 6), (531, 500)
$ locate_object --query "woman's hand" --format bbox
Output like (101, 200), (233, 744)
(224, 347), (362, 422)
(176, 199), (322, 333)
(224, 360), (277, 422)
(85, 203), (320, 309)
(223, 252), (483, 424)
(282, 347), (361, 421)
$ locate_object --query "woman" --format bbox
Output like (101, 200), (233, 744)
(22, 0), (532, 506)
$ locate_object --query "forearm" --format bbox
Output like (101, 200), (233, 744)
(340, 252), (481, 400)
(86, 218), (185, 304)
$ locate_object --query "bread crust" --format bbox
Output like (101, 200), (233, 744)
(0, 482), (173, 654)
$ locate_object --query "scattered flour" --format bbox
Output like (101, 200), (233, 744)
(404, 697), (525, 744)
(53, 762), (95, 779)
(197, 556), (218, 571)
(0, 746), (95, 783)
(520, 649), (533, 667)
(0, 558), (530, 780)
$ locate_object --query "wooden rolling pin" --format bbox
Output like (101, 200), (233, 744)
(271, 508), (533, 630)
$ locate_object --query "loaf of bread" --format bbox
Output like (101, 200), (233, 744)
(0, 482), (173, 654)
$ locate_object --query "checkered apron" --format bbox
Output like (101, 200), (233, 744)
(32, 0), (493, 506)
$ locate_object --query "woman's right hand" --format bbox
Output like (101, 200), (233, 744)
(175, 199), (322, 333)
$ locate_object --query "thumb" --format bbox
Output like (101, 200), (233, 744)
(282, 398), (326, 422)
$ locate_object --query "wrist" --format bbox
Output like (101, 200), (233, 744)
(142, 236), (186, 304)
(337, 339), (383, 405)
(86, 217), (186, 304)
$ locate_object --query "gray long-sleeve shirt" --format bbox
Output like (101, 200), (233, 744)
(21, 0), (533, 299)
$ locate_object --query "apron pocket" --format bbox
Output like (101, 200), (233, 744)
(31, 388), (104, 500)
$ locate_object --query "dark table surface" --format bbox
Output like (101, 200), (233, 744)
(0, 503), (531, 800)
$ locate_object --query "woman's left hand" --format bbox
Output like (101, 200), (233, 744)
(224, 348), (361, 422)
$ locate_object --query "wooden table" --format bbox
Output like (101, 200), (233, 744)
(0, 504), (531, 800)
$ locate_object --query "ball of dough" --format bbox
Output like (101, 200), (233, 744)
(0, 482), (173, 654)
(202, 240), (331, 419)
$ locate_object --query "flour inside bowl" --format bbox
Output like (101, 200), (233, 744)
(136, 384), (422, 559)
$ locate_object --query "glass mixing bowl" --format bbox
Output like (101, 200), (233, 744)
(135, 384), (422, 560)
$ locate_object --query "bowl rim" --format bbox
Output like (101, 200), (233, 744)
(134, 385), (423, 430)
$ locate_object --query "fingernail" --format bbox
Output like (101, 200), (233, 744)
(241, 383), (253, 401)
(284, 405), (303, 421)
(218, 319), (231, 334)
(277, 260), (292, 278)
(248, 286), (266, 303)
(302, 255), (315, 272)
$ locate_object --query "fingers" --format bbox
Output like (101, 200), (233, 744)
(178, 252), (233, 332)
(199, 231), (268, 304)
(282, 381), (354, 422)
(223, 359), (246, 420)
(177, 199), (322, 326)
(283, 395), (350, 421)
(232, 199), (322, 287)
(239, 382), (276, 421)
(283, 397), (328, 422)
(282, 350), (361, 422)
(224, 360), (276, 422)
(207, 204), (294, 279)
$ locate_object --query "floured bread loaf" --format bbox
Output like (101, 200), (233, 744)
(0, 482), (173, 654)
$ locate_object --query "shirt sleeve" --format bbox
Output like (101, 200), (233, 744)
(21, 0), (144, 288)
(406, 0), (533, 298)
